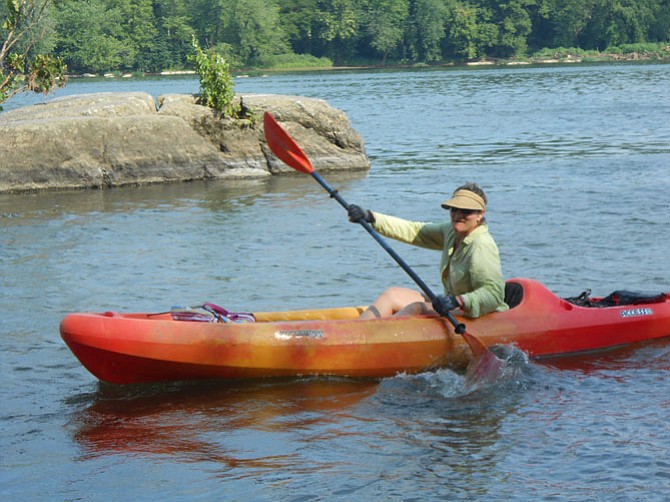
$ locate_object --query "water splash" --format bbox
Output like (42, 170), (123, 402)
(373, 344), (533, 409)
(464, 344), (530, 392)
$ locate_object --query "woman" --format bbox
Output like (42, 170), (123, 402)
(347, 182), (508, 319)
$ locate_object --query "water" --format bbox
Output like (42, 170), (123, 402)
(2, 64), (670, 500)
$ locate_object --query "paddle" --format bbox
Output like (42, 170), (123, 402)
(263, 111), (503, 376)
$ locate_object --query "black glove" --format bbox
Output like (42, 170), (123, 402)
(432, 295), (459, 316)
(347, 204), (374, 223)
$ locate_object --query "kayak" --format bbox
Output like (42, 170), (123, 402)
(60, 278), (670, 385)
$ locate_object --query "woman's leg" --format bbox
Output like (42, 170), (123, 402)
(394, 301), (435, 317)
(359, 287), (427, 319)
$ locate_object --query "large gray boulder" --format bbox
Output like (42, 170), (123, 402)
(0, 92), (370, 192)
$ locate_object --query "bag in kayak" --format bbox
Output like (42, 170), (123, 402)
(590, 290), (667, 308)
(565, 289), (666, 308)
(171, 303), (255, 323)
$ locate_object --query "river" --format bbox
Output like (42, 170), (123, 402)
(1, 63), (669, 500)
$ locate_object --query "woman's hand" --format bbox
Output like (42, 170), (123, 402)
(347, 204), (374, 223)
(432, 295), (459, 316)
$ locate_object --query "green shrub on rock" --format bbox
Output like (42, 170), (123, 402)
(189, 36), (235, 116)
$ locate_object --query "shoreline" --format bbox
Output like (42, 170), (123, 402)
(65, 51), (670, 79)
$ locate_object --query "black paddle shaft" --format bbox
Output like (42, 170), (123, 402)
(311, 172), (466, 335)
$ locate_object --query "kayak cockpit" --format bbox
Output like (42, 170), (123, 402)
(504, 281), (524, 309)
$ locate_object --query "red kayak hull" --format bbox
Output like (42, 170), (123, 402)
(60, 278), (670, 384)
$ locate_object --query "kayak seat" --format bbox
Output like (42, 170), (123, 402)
(504, 281), (524, 309)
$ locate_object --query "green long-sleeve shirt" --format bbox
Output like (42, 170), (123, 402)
(372, 212), (508, 318)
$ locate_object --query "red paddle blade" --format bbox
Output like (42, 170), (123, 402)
(465, 350), (505, 388)
(460, 331), (489, 359)
(263, 112), (314, 174)
(461, 331), (505, 386)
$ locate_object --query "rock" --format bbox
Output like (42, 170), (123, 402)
(237, 94), (371, 174)
(0, 92), (370, 193)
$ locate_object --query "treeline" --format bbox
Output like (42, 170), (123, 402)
(6, 0), (670, 73)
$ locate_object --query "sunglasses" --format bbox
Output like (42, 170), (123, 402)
(449, 207), (477, 216)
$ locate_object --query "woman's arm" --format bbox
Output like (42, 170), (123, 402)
(372, 212), (446, 250)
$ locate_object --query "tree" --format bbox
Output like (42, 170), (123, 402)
(445, 2), (498, 60)
(360, 0), (409, 64)
(487, 0), (535, 57)
(649, 0), (670, 41)
(578, 0), (657, 49)
(189, 0), (223, 44)
(317, 0), (360, 64)
(191, 0), (288, 66)
(221, 0), (288, 64)
(407, 0), (450, 62)
(532, 0), (658, 50)
(55, 0), (127, 72)
(277, 0), (319, 55)
(154, 0), (195, 69)
(1, 0), (66, 109)
(114, 0), (162, 72)
(533, 0), (594, 48)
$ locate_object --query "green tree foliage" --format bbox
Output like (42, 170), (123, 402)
(445, 2), (498, 59)
(153, 0), (193, 69)
(1, 0), (66, 108)
(579, 0), (656, 50)
(317, 0), (360, 64)
(533, 0), (591, 49)
(277, 0), (319, 55)
(491, 0), (534, 57)
(406, 0), (450, 62)
(360, 0), (409, 64)
(55, 0), (126, 72)
(189, 0), (289, 67)
(533, 0), (668, 50)
(55, 0), (165, 72)
(222, 0), (289, 63)
(115, 0), (161, 71)
(3, 0), (669, 83)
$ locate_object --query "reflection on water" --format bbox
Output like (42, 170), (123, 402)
(69, 378), (379, 464)
(67, 342), (537, 482)
(540, 337), (670, 373)
(67, 362), (538, 493)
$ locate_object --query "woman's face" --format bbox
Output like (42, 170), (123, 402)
(450, 208), (483, 236)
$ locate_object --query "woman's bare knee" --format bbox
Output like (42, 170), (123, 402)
(394, 301), (434, 317)
(360, 287), (426, 319)
(384, 287), (423, 308)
